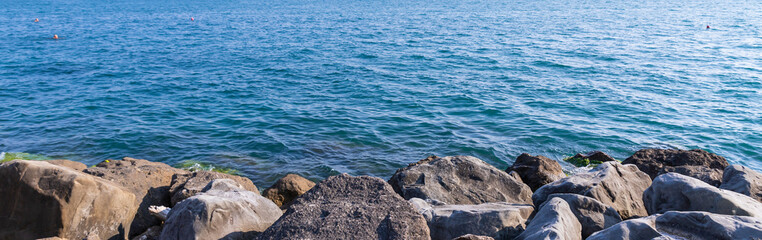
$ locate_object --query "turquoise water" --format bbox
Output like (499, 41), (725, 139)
(1, 0), (761, 187)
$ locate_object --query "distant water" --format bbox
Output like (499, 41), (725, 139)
(1, 0), (761, 187)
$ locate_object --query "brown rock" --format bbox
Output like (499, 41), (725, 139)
(262, 174), (316, 208)
(623, 149), (729, 186)
(169, 170), (259, 206)
(452, 234), (495, 240)
(46, 159), (88, 171)
(0, 160), (138, 240)
(507, 153), (566, 191)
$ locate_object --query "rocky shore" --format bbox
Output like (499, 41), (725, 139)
(1, 149), (762, 240)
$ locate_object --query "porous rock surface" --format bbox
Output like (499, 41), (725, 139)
(506, 153), (566, 191)
(623, 149), (728, 186)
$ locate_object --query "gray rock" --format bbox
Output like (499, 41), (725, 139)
(409, 198), (533, 240)
(169, 170), (259, 206)
(623, 149), (728, 187)
(643, 173), (762, 217)
(507, 153), (566, 191)
(587, 211), (762, 240)
(259, 173), (430, 240)
(721, 164), (762, 202)
(532, 161), (652, 219)
(546, 193), (622, 238)
(160, 179), (282, 240)
(389, 155), (532, 205)
(514, 197), (582, 240)
(452, 234), (495, 240)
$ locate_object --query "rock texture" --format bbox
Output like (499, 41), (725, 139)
(587, 211), (762, 240)
(514, 197), (582, 240)
(452, 234), (495, 240)
(545, 193), (622, 238)
(0, 160), (138, 240)
(623, 149), (728, 186)
(643, 172), (762, 217)
(46, 159), (88, 171)
(83, 157), (189, 237)
(410, 198), (533, 240)
(169, 170), (259, 206)
(259, 173), (430, 240)
(160, 179), (282, 240)
(262, 174), (316, 209)
(532, 161), (652, 219)
(389, 155), (532, 205)
(572, 151), (617, 163)
(506, 153), (566, 191)
(721, 164), (762, 202)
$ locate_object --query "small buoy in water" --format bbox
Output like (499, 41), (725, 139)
(53, 34), (59, 40)
(191, 17), (194, 21)
(706, 25), (710, 29)
(34, 18), (39, 22)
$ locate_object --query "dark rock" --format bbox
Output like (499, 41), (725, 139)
(258, 173), (430, 240)
(169, 170), (259, 206)
(0, 160), (138, 240)
(160, 179), (282, 240)
(389, 155), (532, 205)
(623, 149), (728, 186)
(262, 173), (316, 209)
(721, 164), (762, 202)
(546, 193), (622, 238)
(507, 153), (566, 191)
(573, 151), (617, 163)
(587, 211), (762, 240)
(409, 198), (533, 240)
(83, 157), (189, 237)
(643, 172), (762, 217)
(46, 159), (88, 171)
(532, 161), (652, 219)
(514, 197), (582, 240)
(131, 225), (161, 240)
(452, 234), (495, 240)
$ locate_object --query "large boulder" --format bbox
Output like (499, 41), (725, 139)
(545, 193), (622, 238)
(258, 173), (430, 240)
(160, 179), (282, 240)
(572, 151), (616, 163)
(506, 153), (566, 191)
(169, 170), (259, 206)
(388, 156), (532, 205)
(262, 173), (316, 209)
(514, 197), (582, 240)
(83, 157), (189, 237)
(587, 211), (762, 240)
(643, 172), (762, 217)
(721, 164), (762, 202)
(46, 159), (88, 171)
(532, 161), (652, 219)
(0, 160), (138, 240)
(623, 149), (728, 186)
(409, 198), (533, 240)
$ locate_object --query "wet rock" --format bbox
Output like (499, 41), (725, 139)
(587, 211), (762, 240)
(533, 161), (652, 219)
(572, 151), (617, 163)
(643, 172), (762, 217)
(83, 157), (189, 237)
(389, 155), (532, 205)
(169, 170), (259, 206)
(262, 173), (316, 208)
(514, 197), (582, 240)
(720, 164), (762, 202)
(409, 198), (533, 240)
(160, 179), (282, 240)
(546, 193), (622, 238)
(0, 160), (138, 240)
(259, 173), (430, 240)
(623, 149), (728, 186)
(506, 153), (566, 191)
(46, 159), (88, 171)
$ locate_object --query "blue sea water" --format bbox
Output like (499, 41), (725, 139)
(1, 0), (761, 187)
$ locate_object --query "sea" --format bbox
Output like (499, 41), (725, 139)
(1, 0), (761, 187)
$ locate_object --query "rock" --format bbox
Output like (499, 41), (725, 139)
(259, 173), (430, 240)
(160, 179), (282, 240)
(643, 172), (762, 217)
(262, 173), (316, 209)
(514, 197), (582, 240)
(507, 171), (523, 184)
(532, 161), (652, 219)
(83, 157), (189, 237)
(506, 153), (566, 191)
(389, 155), (532, 205)
(623, 149), (728, 186)
(545, 193), (622, 238)
(587, 211), (762, 240)
(0, 160), (138, 240)
(46, 159), (88, 171)
(452, 234), (495, 240)
(409, 198), (533, 240)
(132, 226), (161, 240)
(721, 164), (762, 202)
(169, 170), (259, 206)
(573, 151), (617, 163)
